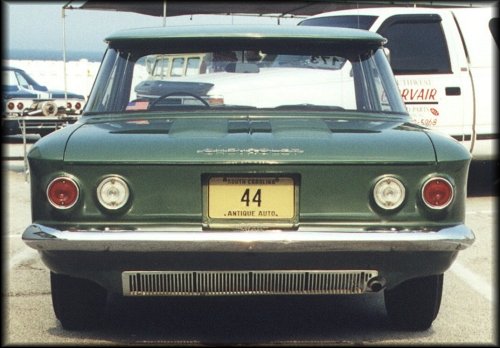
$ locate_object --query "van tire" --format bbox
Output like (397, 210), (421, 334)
(384, 274), (443, 331)
(50, 272), (107, 330)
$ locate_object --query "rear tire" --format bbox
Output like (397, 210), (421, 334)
(384, 274), (443, 331)
(50, 272), (107, 330)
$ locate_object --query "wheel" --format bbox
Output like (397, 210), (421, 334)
(148, 91), (210, 108)
(50, 272), (107, 330)
(384, 274), (443, 331)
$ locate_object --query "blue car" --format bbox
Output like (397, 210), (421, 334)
(2, 66), (86, 136)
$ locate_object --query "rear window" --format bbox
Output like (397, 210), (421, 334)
(85, 45), (407, 115)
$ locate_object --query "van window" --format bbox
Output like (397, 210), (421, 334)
(171, 57), (185, 77)
(186, 57), (201, 76)
(153, 57), (169, 78)
(299, 15), (377, 30)
(378, 15), (452, 74)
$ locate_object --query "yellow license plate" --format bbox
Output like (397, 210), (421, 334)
(208, 176), (296, 221)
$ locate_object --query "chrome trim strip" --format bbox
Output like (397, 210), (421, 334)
(22, 223), (474, 253)
(122, 270), (379, 296)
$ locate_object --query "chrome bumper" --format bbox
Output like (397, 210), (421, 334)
(23, 223), (474, 253)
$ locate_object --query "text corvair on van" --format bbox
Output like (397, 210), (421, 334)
(300, 6), (497, 162)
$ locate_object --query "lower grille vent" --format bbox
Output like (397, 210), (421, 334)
(122, 270), (378, 296)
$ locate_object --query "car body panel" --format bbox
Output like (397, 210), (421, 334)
(105, 24), (386, 45)
(22, 24), (473, 329)
(56, 114), (436, 164)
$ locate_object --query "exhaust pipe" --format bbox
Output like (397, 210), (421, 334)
(367, 277), (386, 292)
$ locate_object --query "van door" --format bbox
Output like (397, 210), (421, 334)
(376, 14), (473, 147)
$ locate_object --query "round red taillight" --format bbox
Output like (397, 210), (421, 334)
(17, 102), (24, 110)
(66, 102), (72, 109)
(47, 177), (79, 209)
(75, 102), (82, 110)
(7, 102), (15, 110)
(422, 177), (454, 209)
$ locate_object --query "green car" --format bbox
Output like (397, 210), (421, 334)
(22, 25), (474, 331)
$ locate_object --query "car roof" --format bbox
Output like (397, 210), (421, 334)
(105, 24), (385, 45)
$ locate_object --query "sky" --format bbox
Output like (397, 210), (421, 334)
(3, 1), (302, 54)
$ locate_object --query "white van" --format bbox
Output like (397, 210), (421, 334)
(300, 6), (498, 163)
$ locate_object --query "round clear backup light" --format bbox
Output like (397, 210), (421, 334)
(422, 177), (454, 209)
(96, 176), (130, 210)
(373, 176), (406, 210)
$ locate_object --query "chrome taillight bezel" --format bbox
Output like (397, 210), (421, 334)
(421, 177), (454, 210)
(96, 175), (130, 211)
(46, 176), (80, 209)
(372, 175), (406, 211)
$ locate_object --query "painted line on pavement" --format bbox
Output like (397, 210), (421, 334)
(465, 210), (494, 215)
(450, 261), (493, 302)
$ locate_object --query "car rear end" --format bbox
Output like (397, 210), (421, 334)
(23, 25), (473, 331)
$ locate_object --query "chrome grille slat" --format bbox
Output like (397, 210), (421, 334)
(123, 270), (378, 296)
